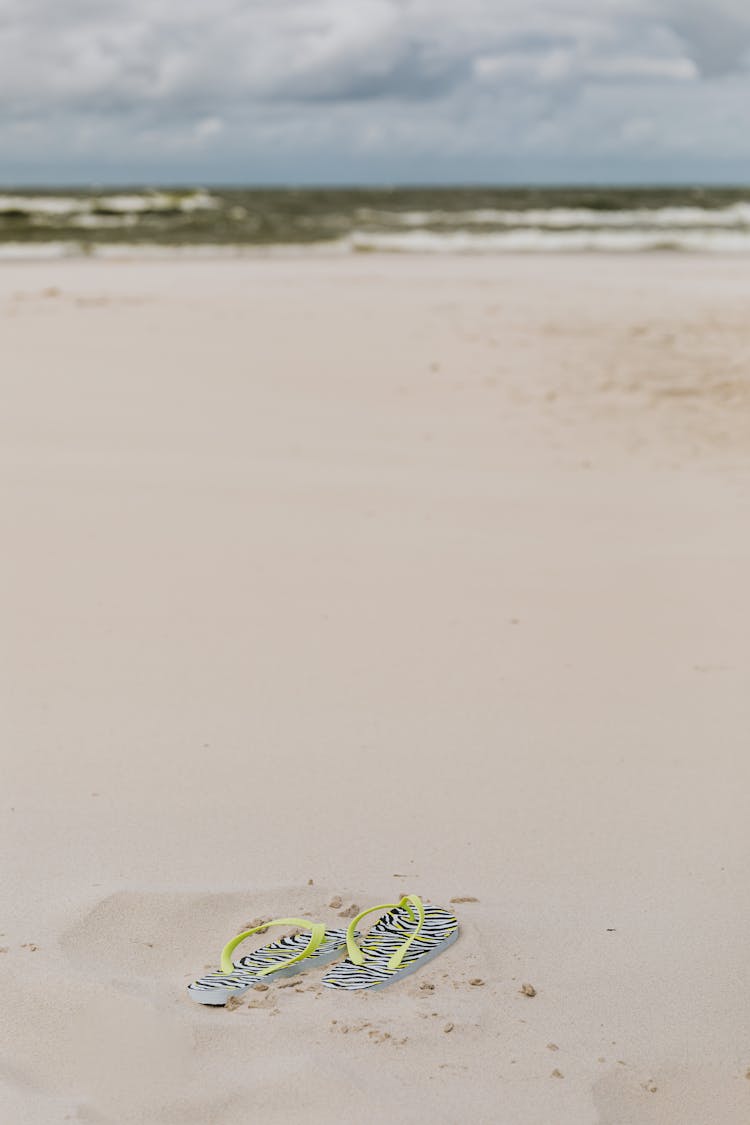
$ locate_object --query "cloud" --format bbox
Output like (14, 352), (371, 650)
(0, 0), (748, 181)
(660, 0), (750, 77)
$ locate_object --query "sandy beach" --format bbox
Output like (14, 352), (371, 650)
(1, 252), (749, 1124)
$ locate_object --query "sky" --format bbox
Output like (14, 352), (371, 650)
(1, 0), (750, 185)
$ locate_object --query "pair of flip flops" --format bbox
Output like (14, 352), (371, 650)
(188, 894), (459, 1005)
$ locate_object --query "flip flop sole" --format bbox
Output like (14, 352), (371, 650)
(189, 928), (352, 1005)
(321, 906), (460, 991)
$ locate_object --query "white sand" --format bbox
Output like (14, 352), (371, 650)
(1, 254), (748, 1124)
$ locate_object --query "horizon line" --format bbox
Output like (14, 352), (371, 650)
(2, 181), (750, 191)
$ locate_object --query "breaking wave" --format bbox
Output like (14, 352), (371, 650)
(3, 186), (750, 256)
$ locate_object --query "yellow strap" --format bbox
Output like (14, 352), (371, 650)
(345, 895), (425, 971)
(220, 917), (326, 976)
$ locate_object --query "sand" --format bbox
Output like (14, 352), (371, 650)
(1, 253), (748, 1124)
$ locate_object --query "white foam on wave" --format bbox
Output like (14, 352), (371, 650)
(346, 227), (750, 253)
(0, 190), (218, 217)
(70, 213), (140, 229)
(0, 240), (352, 261)
(4, 227), (750, 261)
(0, 241), (77, 260)
(355, 203), (750, 230)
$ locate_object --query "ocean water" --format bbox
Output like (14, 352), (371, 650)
(2, 186), (750, 257)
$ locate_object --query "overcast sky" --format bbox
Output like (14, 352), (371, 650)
(1, 0), (749, 185)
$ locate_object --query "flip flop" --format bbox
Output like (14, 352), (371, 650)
(321, 894), (459, 991)
(188, 917), (354, 1005)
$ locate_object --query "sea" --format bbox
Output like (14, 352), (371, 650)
(2, 186), (750, 257)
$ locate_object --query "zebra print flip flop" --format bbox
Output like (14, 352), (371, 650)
(321, 895), (459, 991)
(188, 917), (354, 1005)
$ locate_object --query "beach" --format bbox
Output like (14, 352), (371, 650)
(1, 252), (749, 1124)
